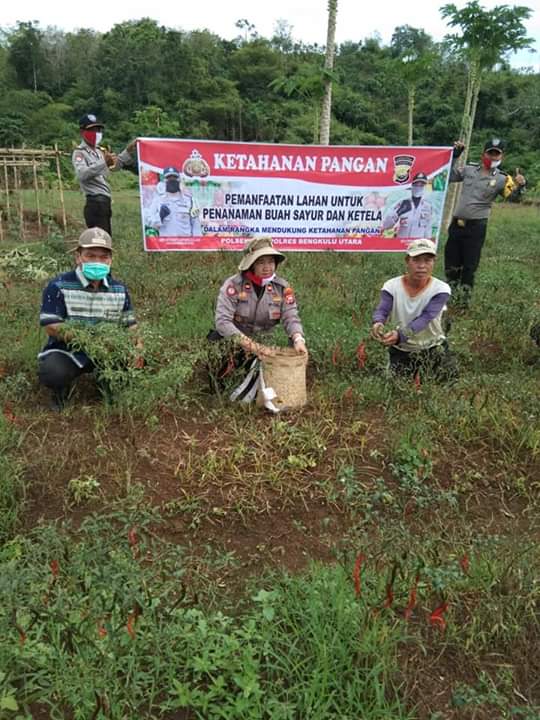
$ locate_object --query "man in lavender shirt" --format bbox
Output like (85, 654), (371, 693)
(371, 238), (457, 379)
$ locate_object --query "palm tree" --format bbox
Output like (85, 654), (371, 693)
(319, 0), (338, 145)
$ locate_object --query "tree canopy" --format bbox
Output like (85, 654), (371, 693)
(0, 9), (538, 187)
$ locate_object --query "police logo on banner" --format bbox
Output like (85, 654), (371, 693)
(393, 155), (415, 184)
(183, 149), (210, 178)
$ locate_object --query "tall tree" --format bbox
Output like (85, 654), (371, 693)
(440, 1), (533, 222)
(441, 1), (533, 159)
(319, 0), (338, 145)
(7, 21), (47, 92)
(391, 26), (436, 145)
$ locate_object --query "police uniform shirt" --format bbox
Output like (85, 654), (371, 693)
(146, 190), (201, 236)
(72, 141), (111, 198)
(215, 273), (304, 340)
(451, 161), (517, 220)
(383, 196), (432, 238)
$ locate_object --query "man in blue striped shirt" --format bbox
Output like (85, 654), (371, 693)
(38, 227), (138, 409)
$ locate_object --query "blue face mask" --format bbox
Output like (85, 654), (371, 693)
(82, 262), (110, 281)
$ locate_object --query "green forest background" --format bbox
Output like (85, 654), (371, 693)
(0, 15), (539, 189)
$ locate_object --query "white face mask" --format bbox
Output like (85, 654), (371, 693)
(95, 132), (103, 147)
(490, 160), (501, 169)
(411, 185), (424, 198)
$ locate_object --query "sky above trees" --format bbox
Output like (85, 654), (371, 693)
(2, 0), (539, 68)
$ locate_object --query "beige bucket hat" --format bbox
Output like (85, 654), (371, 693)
(238, 236), (285, 272)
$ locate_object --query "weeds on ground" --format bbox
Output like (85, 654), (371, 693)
(0, 515), (410, 719)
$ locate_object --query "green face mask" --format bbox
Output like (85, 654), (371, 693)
(82, 262), (110, 281)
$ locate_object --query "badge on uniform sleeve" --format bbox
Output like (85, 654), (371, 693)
(284, 287), (295, 305)
(227, 285), (237, 297)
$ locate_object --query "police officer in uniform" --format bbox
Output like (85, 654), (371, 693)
(382, 172), (433, 239)
(207, 237), (307, 393)
(72, 114), (134, 235)
(444, 138), (526, 304)
(145, 167), (201, 237)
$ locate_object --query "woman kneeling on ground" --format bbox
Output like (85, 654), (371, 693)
(208, 236), (307, 396)
(370, 237), (456, 380)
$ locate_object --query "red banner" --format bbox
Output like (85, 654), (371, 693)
(138, 139), (453, 252)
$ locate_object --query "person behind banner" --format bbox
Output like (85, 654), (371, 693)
(370, 238), (456, 380)
(118, 139), (139, 175)
(381, 172), (433, 240)
(207, 237), (307, 395)
(38, 228), (142, 410)
(145, 167), (201, 237)
(72, 114), (137, 235)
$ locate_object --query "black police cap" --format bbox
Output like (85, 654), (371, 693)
(79, 113), (104, 130)
(483, 138), (505, 153)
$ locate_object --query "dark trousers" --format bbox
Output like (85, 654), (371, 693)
(84, 195), (112, 235)
(388, 343), (457, 381)
(38, 352), (93, 393)
(444, 218), (488, 289)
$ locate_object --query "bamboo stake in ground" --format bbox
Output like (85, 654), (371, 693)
(0, 210), (4, 242)
(13, 165), (25, 240)
(54, 144), (67, 233)
(32, 157), (42, 235)
(2, 159), (10, 222)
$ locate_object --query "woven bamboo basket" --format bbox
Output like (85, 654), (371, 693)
(256, 347), (307, 410)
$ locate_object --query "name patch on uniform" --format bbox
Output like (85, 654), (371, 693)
(227, 285), (237, 297)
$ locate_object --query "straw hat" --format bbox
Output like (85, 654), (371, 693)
(238, 237), (285, 272)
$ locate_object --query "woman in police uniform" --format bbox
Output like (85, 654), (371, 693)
(208, 237), (307, 391)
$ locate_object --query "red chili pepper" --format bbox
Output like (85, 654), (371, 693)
(332, 342), (341, 367)
(460, 554), (470, 574)
(356, 341), (367, 369)
(3, 404), (18, 424)
(50, 559), (60, 578)
(429, 601), (449, 631)
(97, 623), (107, 638)
(383, 562), (399, 608)
(352, 553), (366, 596)
(403, 574), (419, 620)
(219, 354), (235, 379)
(126, 613), (137, 639)
(126, 604), (142, 639)
(128, 527), (138, 547)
